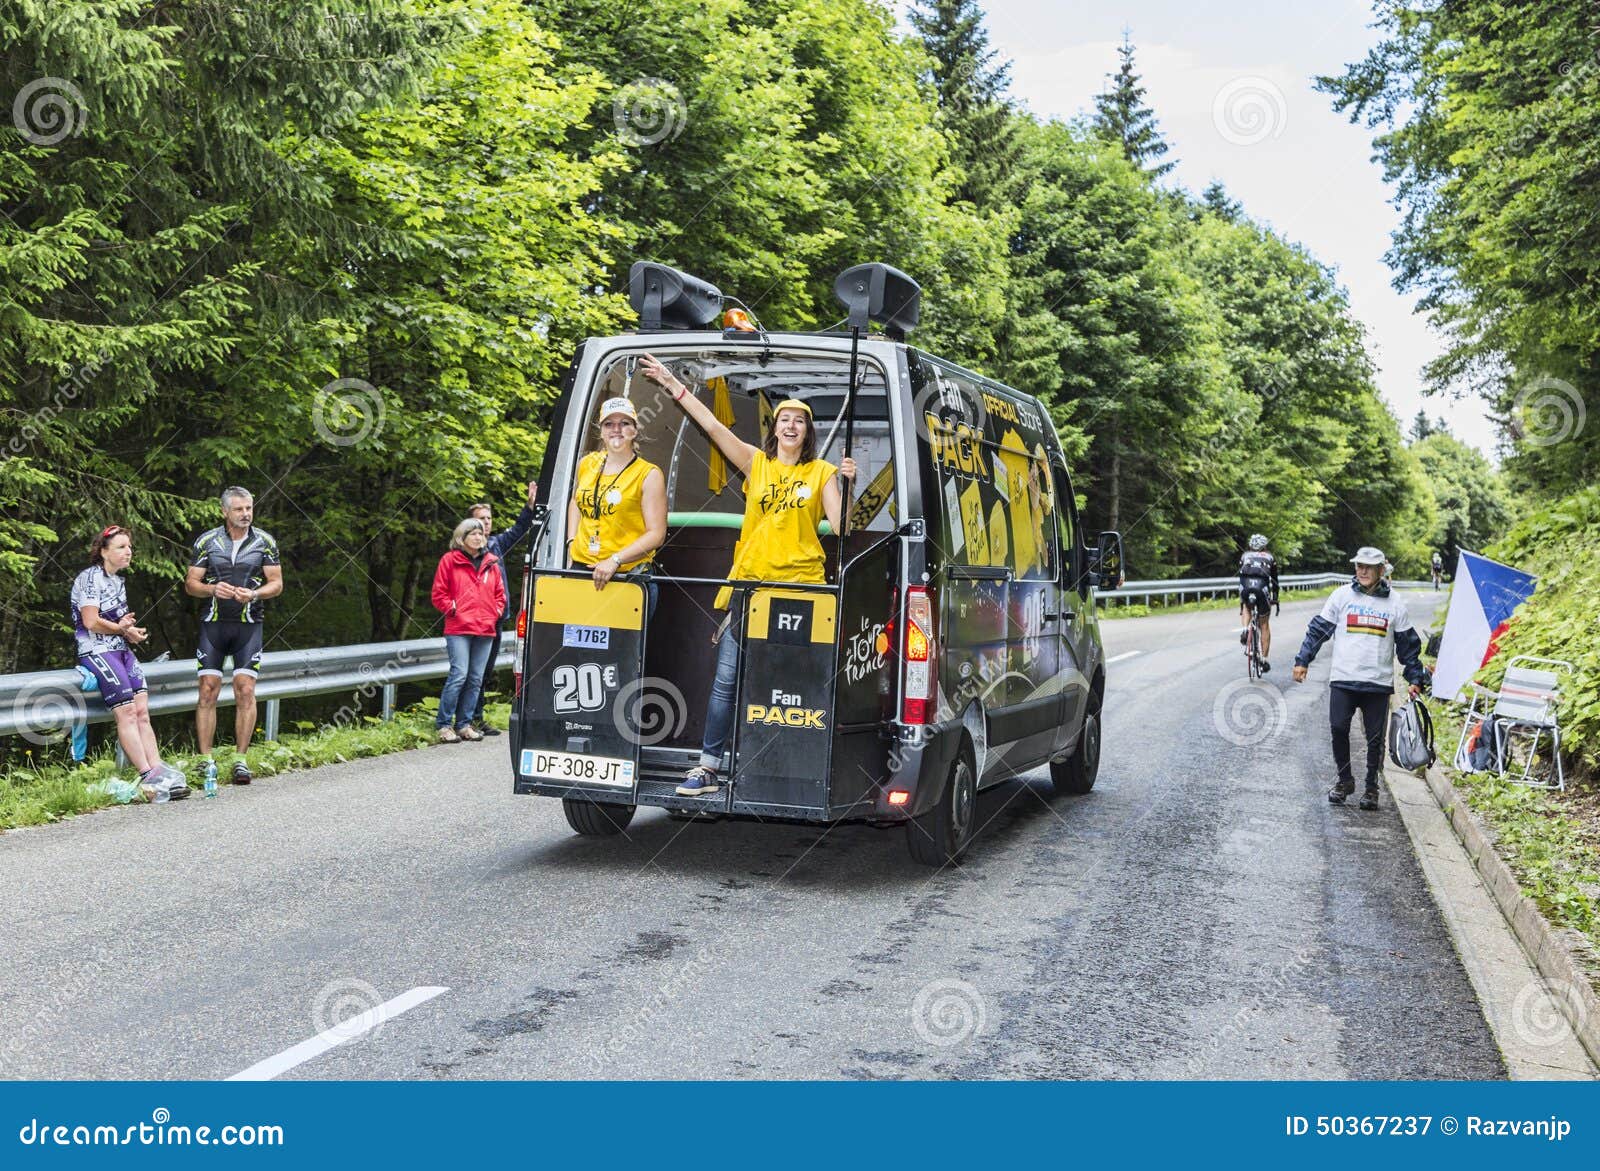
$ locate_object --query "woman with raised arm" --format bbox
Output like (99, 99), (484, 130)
(638, 352), (855, 798)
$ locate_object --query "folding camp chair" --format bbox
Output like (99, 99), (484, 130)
(1490, 655), (1572, 791)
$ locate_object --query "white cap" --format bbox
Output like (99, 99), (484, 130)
(1350, 546), (1387, 565)
(598, 397), (638, 424)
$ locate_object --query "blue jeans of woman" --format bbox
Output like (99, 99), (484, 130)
(698, 611), (741, 771)
(439, 634), (495, 729)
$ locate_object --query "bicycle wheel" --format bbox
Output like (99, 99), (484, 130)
(1246, 618), (1262, 680)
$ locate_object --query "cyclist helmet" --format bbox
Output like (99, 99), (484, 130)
(1248, 533), (1269, 551)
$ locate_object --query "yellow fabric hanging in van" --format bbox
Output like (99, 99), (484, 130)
(708, 377), (735, 495)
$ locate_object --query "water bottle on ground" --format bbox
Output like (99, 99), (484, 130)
(204, 758), (218, 799)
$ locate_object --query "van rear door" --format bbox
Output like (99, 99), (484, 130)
(514, 574), (646, 803)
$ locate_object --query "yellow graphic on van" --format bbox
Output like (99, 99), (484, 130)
(925, 413), (989, 478)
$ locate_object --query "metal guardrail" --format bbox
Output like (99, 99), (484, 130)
(0, 637), (515, 747)
(1104, 572), (1436, 606)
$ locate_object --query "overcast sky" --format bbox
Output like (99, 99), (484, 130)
(892, 0), (1499, 455)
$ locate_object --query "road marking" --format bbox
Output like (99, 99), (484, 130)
(1107, 651), (1142, 664)
(228, 985), (448, 1081)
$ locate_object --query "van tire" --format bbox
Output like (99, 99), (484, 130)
(563, 798), (636, 836)
(906, 749), (977, 866)
(1050, 703), (1101, 796)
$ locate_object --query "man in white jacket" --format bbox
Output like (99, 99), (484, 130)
(1292, 547), (1430, 810)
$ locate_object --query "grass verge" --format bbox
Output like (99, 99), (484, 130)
(0, 700), (509, 833)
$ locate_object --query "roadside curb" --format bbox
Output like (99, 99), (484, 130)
(1418, 758), (1600, 1068)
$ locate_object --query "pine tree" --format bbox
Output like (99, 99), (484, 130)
(908, 0), (1022, 207)
(1201, 180), (1241, 221)
(1092, 33), (1175, 180)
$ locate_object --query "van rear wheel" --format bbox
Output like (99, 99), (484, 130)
(906, 750), (977, 866)
(1050, 705), (1101, 796)
(562, 798), (636, 836)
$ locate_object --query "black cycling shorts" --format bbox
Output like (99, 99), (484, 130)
(196, 621), (264, 677)
(1239, 582), (1273, 616)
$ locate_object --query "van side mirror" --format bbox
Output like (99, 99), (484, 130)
(1089, 531), (1124, 590)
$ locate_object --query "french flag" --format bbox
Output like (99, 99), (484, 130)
(1431, 550), (1538, 702)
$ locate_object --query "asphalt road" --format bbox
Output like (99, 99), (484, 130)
(0, 593), (1504, 1079)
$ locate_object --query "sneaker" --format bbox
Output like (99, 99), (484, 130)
(231, 760), (253, 785)
(437, 726), (460, 744)
(1258, 660), (1271, 674)
(457, 724), (484, 742)
(478, 724), (502, 737)
(159, 765), (191, 800)
(1327, 778), (1355, 805)
(1360, 784), (1380, 811)
(676, 768), (721, 797)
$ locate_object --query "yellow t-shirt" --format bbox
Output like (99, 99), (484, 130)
(724, 451), (838, 598)
(569, 451), (660, 570)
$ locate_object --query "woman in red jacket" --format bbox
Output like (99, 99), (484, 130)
(431, 517), (507, 743)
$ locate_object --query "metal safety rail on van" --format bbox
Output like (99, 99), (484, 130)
(511, 262), (1124, 865)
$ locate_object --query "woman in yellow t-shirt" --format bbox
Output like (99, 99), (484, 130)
(639, 352), (855, 797)
(567, 397), (667, 604)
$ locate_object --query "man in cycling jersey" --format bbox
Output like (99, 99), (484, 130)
(1431, 551), (1444, 589)
(1237, 533), (1280, 673)
(184, 486), (284, 784)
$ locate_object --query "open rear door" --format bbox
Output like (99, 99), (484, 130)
(515, 574), (645, 804)
(730, 588), (837, 814)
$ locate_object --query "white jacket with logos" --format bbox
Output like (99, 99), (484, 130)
(1294, 580), (1430, 693)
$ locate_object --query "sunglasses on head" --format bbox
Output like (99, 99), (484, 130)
(100, 525), (124, 539)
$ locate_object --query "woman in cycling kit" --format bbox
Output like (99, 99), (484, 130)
(567, 396), (667, 613)
(71, 526), (188, 799)
(638, 353), (855, 797)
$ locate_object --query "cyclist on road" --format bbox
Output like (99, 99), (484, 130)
(1237, 533), (1280, 673)
(1431, 550), (1444, 590)
(184, 486), (283, 784)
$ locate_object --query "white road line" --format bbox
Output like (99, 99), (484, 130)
(1107, 651), (1142, 664)
(228, 986), (448, 1081)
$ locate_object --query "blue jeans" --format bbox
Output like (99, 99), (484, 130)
(470, 627), (504, 725)
(698, 615), (741, 770)
(439, 634), (495, 729)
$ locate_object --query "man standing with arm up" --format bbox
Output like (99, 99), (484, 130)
(185, 487), (284, 783)
(466, 480), (538, 736)
(1292, 547), (1429, 811)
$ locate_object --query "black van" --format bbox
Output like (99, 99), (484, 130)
(510, 263), (1123, 864)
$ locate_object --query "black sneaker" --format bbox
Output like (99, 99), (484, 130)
(478, 724), (502, 737)
(1327, 779), (1355, 805)
(231, 760), (253, 785)
(1360, 784), (1380, 811)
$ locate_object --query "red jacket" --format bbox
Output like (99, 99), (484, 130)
(432, 549), (507, 636)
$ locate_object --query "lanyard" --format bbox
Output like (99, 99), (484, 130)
(588, 454), (637, 520)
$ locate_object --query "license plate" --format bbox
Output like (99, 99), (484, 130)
(520, 748), (635, 788)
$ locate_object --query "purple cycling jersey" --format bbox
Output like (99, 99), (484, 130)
(70, 565), (132, 656)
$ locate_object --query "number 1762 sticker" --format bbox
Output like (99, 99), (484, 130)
(563, 624), (610, 649)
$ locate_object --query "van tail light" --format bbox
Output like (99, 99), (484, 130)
(513, 607), (528, 697)
(901, 586), (934, 725)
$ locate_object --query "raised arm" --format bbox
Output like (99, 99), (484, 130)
(638, 353), (757, 478)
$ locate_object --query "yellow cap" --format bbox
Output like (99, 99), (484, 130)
(772, 398), (812, 418)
